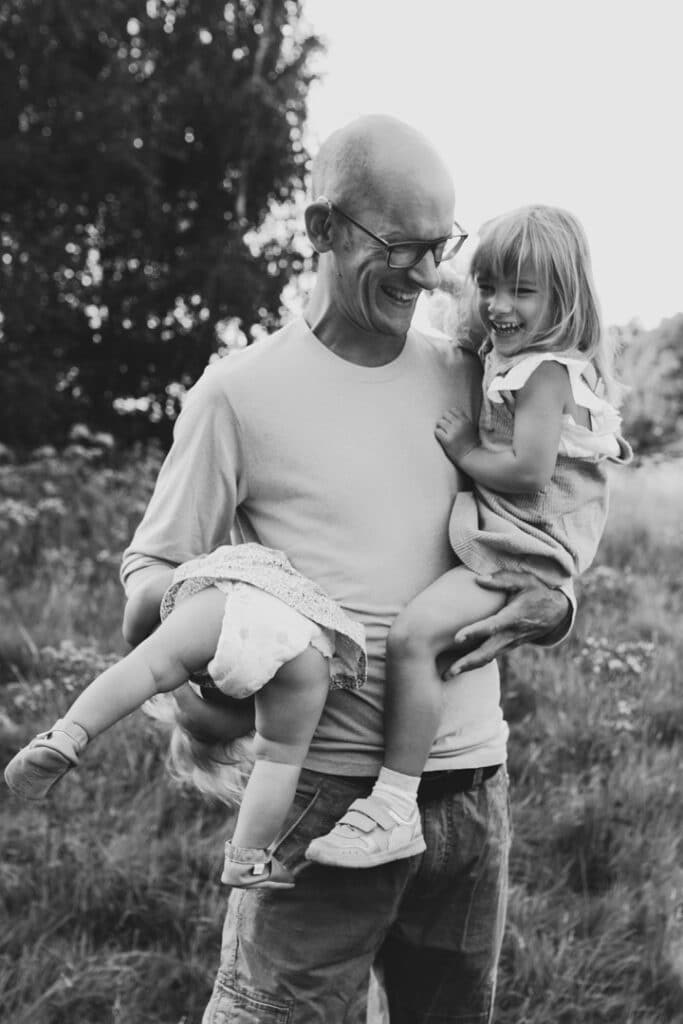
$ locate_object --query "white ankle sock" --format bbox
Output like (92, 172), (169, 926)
(372, 766), (419, 820)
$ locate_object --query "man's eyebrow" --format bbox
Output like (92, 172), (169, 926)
(381, 229), (417, 241)
(386, 230), (449, 244)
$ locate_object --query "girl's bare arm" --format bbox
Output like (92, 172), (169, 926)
(436, 360), (570, 493)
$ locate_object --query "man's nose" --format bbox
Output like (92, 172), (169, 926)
(407, 250), (440, 291)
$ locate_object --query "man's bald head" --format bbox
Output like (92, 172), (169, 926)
(304, 116), (458, 352)
(311, 115), (454, 214)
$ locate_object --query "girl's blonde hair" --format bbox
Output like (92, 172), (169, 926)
(142, 693), (253, 806)
(470, 205), (622, 402)
(167, 726), (253, 805)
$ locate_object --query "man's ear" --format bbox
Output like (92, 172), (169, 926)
(305, 199), (334, 254)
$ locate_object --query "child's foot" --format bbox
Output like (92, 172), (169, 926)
(305, 795), (426, 868)
(221, 842), (296, 890)
(4, 720), (87, 800)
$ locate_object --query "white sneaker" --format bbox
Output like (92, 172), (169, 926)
(305, 795), (426, 868)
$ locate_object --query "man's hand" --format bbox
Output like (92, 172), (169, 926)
(443, 570), (572, 676)
(435, 408), (480, 463)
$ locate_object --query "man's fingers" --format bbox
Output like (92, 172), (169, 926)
(447, 571), (571, 675)
(453, 613), (501, 646)
(474, 570), (537, 594)
(446, 632), (516, 676)
(453, 598), (531, 645)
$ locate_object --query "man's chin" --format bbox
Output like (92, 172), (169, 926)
(374, 304), (415, 337)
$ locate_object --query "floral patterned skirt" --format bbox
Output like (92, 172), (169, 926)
(160, 544), (366, 697)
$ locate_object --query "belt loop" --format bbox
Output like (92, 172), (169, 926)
(472, 767), (483, 787)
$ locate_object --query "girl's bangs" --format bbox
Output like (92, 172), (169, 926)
(471, 217), (540, 284)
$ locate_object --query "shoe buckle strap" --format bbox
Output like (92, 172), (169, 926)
(338, 797), (397, 832)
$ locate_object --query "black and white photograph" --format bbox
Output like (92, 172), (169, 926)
(1, 1), (681, 1021)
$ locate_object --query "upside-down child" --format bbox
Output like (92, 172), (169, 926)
(305, 204), (632, 867)
(5, 544), (366, 889)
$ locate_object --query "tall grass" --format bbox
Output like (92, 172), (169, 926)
(1, 452), (682, 1023)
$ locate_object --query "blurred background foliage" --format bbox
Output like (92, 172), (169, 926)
(0, 0), (320, 449)
(614, 315), (683, 454)
(0, 0), (682, 459)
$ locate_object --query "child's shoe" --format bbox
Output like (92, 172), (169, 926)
(221, 841), (296, 890)
(305, 795), (426, 868)
(4, 720), (88, 800)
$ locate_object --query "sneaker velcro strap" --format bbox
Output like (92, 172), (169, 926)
(337, 796), (397, 832)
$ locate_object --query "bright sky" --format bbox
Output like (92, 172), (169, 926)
(301, 0), (682, 329)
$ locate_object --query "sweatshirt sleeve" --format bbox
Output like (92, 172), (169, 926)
(120, 363), (246, 590)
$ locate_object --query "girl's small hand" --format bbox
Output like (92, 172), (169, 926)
(435, 408), (479, 462)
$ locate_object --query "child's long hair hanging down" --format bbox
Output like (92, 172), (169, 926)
(142, 690), (254, 806)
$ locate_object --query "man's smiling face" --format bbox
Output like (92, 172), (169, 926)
(330, 162), (455, 340)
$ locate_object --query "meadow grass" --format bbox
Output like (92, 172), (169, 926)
(1, 452), (682, 1023)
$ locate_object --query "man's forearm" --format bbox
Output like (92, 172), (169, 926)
(122, 565), (175, 646)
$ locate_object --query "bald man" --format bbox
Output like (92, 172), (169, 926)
(121, 116), (571, 1024)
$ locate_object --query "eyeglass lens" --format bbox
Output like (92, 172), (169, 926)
(388, 236), (463, 270)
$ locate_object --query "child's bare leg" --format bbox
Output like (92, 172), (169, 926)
(305, 566), (505, 869)
(4, 588), (228, 799)
(230, 645), (329, 850)
(221, 646), (329, 889)
(384, 565), (506, 777)
(66, 586), (227, 737)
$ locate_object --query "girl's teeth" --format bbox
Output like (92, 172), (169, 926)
(491, 321), (520, 334)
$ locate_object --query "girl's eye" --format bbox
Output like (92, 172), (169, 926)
(477, 282), (494, 294)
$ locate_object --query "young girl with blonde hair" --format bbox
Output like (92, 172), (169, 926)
(307, 204), (632, 868)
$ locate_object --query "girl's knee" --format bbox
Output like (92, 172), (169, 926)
(387, 611), (439, 662)
(252, 730), (308, 766)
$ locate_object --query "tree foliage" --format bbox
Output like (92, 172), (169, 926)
(0, 0), (321, 448)
(615, 315), (683, 452)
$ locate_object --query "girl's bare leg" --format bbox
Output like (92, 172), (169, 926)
(305, 567), (506, 869)
(4, 588), (231, 800)
(65, 586), (227, 738)
(230, 645), (329, 850)
(384, 565), (505, 776)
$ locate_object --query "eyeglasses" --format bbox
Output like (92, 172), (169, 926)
(320, 197), (468, 270)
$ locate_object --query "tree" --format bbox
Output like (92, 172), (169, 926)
(0, 0), (321, 448)
(616, 315), (683, 451)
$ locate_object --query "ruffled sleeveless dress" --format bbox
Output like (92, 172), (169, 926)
(448, 349), (632, 586)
